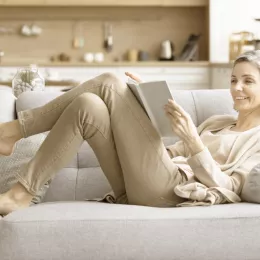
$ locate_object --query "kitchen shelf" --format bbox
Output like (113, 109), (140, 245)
(0, 0), (208, 7)
(0, 61), (210, 67)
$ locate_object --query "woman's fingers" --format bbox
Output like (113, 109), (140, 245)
(167, 99), (188, 118)
(164, 104), (182, 117)
(125, 72), (142, 83)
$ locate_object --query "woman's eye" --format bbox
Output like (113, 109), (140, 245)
(231, 79), (236, 84)
(245, 80), (253, 84)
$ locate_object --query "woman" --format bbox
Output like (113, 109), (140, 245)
(1, 50), (260, 215)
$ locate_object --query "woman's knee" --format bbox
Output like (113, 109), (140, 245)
(72, 93), (108, 115)
(97, 72), (126, 90)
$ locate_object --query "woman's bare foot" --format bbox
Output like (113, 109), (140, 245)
(0, 182), (33, 216)
(0, 120), (23, 156)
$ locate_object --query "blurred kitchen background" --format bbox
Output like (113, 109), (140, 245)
(0, 0), (260, 91)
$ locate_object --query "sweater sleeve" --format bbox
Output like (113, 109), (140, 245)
(187, 147), (243, 194)
(166, 140), (187, 158)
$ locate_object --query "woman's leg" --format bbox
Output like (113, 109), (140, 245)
(1, 73), (186, 212)
(0, 93), (126, 215)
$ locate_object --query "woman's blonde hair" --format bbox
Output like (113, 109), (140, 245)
(234, 50), (260, 72)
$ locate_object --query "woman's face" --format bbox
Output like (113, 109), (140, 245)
(230, 62), (260, 113)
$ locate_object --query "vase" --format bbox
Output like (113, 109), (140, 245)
(12, 65), (45, 98)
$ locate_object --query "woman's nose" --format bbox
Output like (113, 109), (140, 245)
(234, 82), (244, 91)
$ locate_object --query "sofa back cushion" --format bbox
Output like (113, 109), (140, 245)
(0, 89), (16, 122)
(15, 88), (237, 202)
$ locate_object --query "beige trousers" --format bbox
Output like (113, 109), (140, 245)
(17, 73), (186, 207)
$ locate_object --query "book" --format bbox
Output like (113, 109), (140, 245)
(127, 79), (174, 137)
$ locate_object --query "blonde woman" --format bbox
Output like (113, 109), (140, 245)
(1, 50), (260, 215)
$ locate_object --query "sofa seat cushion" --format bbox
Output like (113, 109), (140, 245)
(1, 202), (260, 260)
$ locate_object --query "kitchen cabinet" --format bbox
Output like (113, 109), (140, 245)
(44, 0), (118, 6)
(116, 0), (163, 6)
(45, 0), (162, 6)
(45, 0), (208, 6)
(0, 66), (210, 90)
(163, 0), (208, 6)
(3, 0), (46, 5)
(2, 0), (208, 7)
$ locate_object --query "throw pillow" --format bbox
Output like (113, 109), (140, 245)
(241, 163), (260, 203)
(0, 133), (50, 204)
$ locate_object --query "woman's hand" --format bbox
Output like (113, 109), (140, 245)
(164, 99), (204, 155)
(125, 72), (142, 83)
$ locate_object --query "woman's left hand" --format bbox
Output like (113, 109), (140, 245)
(164, 99), (200, 145)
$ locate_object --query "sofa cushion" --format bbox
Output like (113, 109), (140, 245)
(0, 133), (50, 204)
(1, 202), (260, 260)
(241, 163), (260, 203)
(0, 89), (16, 122)
(15, 91), (64, 112)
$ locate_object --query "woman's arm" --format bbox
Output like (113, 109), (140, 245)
(164, 98), (246, 193)
(187, 147), (243, 193)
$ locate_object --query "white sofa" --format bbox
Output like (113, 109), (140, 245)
(0, 86), (260, 260)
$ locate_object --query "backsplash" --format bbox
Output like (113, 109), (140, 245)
(0, 6), (208, 63)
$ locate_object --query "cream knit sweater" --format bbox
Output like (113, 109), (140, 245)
(166, 114), (260, 207)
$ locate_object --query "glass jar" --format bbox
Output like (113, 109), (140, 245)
(229, 31), (255, 61)
(12, 64), (45, 98)
(229, 33), (242, 61)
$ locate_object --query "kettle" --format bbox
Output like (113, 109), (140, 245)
(159, 40), (174, 61)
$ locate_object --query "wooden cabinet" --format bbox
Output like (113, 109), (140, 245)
(1, 0), (208, 6)
(3, 0), (46, 5)
(116, 0), (163, 6)
(44, 0), (118, 6)
(163, 0), (208, 6)
(45, 0), (162, 6)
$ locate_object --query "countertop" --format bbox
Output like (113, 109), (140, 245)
(0, 61), (210, 67)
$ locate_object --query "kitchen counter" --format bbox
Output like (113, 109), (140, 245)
(210, 62), (233, 68)
(0, 61), (210, 67)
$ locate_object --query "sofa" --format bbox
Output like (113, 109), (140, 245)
(0, 85), (260, 260)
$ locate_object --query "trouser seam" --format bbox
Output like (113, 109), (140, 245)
(17, 111), (27, 138)
(82, 120), (110, 140)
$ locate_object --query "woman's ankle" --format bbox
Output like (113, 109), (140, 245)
(0, 120), (23, 156)
(7, 182), (33, 204)
(8, 120), (23, 141)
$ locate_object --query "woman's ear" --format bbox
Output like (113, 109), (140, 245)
(241, 164), (260, 203)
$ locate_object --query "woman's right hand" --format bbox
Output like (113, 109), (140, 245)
(125, 72), (142, 83)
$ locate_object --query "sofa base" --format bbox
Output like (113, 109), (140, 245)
(0, 201), (259, 260)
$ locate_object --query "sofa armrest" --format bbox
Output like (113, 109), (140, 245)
(0, 89), (16, 122)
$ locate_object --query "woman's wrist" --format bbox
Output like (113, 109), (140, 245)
(185, 137), (205, 156)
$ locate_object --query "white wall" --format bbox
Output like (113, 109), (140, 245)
(210, 0), (260, 62)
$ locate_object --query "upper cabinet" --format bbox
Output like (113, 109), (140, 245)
(116, 0), (163, 6)
(45, 0), (162, 6)
(44, 0), (118, 6)
(3, 0), (46, 5)
(163, 0), (208, 6)
(1, 0), (208, 6)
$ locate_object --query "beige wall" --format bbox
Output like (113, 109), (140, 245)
(0, 6), (208, 62)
